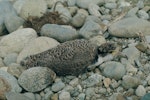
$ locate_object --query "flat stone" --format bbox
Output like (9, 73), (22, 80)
(79, 20), (102, 39)
(17, 37), (59, 63)
(19, 0), (47, 20)
(0, 28), (37, 57)
(59, 91), (71, 100)
(40, 24), (79, 42)
(108, 17), (150, 38)
(5, 92), (32, 100)
(0, 70), (22, 92)
(18, 67), (56, 92)
(82, 73), (102, 87)
(3, 53), (18, 66)
(135, 85), (146, 96)
(100, 61), (126, 80)
(122, 75), (141, 89)
(51, 81), (65, 92)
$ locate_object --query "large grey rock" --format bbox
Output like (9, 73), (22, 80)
(18, 67), (56, 92)
(76, 0), (105, 9)
(79, 20), (102, 39)
(0, 70), (22, 92)
(122, 75), (141, 89)
(100, 61), (126, 80)
(17, 37), (60, 63)
(4, 14), (24, 33)
(0, 28), (37, 57)
(108, 17), (150, 38)
(5, 92), (32, 100)
(40, 24), (79, 42)
(19, 0), (47, 20)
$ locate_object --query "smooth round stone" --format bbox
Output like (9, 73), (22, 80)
(44, 91), (53, 100)
(5, 92), (32, 100)
(136, 0), (144, 9)
(40, 24), (78, 42)
(19, 0), (47, 20)
(85, 88), (95, 97)
(23, 92), (35, 100)
(141, 93), (150, 100)
(79, 20), (102, 39)
(44, 0), (56, 8)
(88, 3), (101, 17)
(13, 0), (26, 14)
(89, 35), (106, 47)
(69, 78), (79, 87)
(109, 93), (125, 100)
(51, 93), (58, 100)
(51, 81), (65, 92)
(78, 93), (86, 100)
(0, 28), (37, 57)
(82, 73), (102, 87)
(138, 10), (149, 20)
(100, 61), (126, 80)
(105, 2), (117, 9)
(108, 17), (150, 38)
(125, 7), (139, 17)
(122, 75), (140, 89)
(135, 85), (146, 96)
(67, 0), (76, 6)
(0, 70), (22, 92)
(4, 14), (24, 33)
(18, 67), (56, 92)
(59, 91), (71, 100)
(3, 53), (18, 66)
(17, 37), (60, 63)
(35, 94), (41, 100)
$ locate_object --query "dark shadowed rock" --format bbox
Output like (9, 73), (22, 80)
(21, 39), (98, 76)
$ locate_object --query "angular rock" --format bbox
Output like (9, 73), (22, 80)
(82, 73), (102, 87)
(17, 37), (60, 63)
(40, 24), (79, 42)
(5, 92), (32, 100)
(122, 75), (141, 89)
(0, 28), (37, 57)
(79, 20), (102, 39)
(0, 70), (22, 92)
(89, 35), (106, 47)
(76, 0), (105, 9)
(4, 14), (24, 33)
(20, 39), (97, 76)
(3, 53), (18, 66)
(108, 17), (150, 38)
(51, 81), (65, 92)
(19, 0), (47, 20)
(18, 67), (56, 92)
(100, 61), (126, 80)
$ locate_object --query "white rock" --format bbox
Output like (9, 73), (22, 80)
(17, 37), (59, 63)
(88, 3), (101, 17)
(135, 85), (146, 96)
(59, 91), (71, 100)
(19, 0), (47, 20)
(0, 28), (37, 57)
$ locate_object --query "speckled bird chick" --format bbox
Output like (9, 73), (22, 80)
(21, 39), (98, 76)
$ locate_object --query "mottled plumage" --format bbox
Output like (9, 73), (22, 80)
(21, 39), (98, 76)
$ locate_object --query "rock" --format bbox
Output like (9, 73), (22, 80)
(44, 0), (56, 8)
(13, 0), (26, 14)
(19, 0), (47, 20)
(69, 78), (79, 87)
(35, 94), (41, 100)
(122, 46), (140, 64)
(105, 2), (117, 9)
(79, 20), (102, 39)
(3, 53), (18, 66)
(44, 91), (53, 100)
(82, 73), (102, 87)
(89, 35), (106, 47)
(23, 92), (35, 100)
(137, 10), (149, 20)
(40, 24), (78, 42)
(76, 0), (105, 9)
(7, 63), (25, 78)
(108, 17), (150, 38)
(108, 93), (125, 100)
(0, 70), (22, 92)
(59, 91), (71, 100)
(18, 67), (56, 92)
(68, 6), (78, 16)
(122, 75), (140, 89)
(51, 81), (65, 92)
(0, 28), (37, 57)
(67, 0), (76, 6)
(135, 85), (146, 97)
(78, 93), (86, 100)
(0, 67), (8, 72)
(145, 35), (150, 43)
(85, 87), (95, 97)
(118, 1), (131, 8)
(0, 77), (11, 100)
(141, 93), (150, 100)
(5, 92), (32, 100)
(71, 9), (88, 28)
(103, 78), (111, 88)
(4, 14), (24, 33)
(51, 93), (58, 100)
(136, 0), (144, 9)
(100, 61), (126, 80)
(88, 3), (101, 17)
(0, 18), (5, 35)
(17, 37), (59, 63)
(0, 57), (4, 67)
(125, 7), (139, 17)
(20, 39), (97, 76)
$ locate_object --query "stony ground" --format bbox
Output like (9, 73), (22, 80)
(0, 0), (150, 100)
